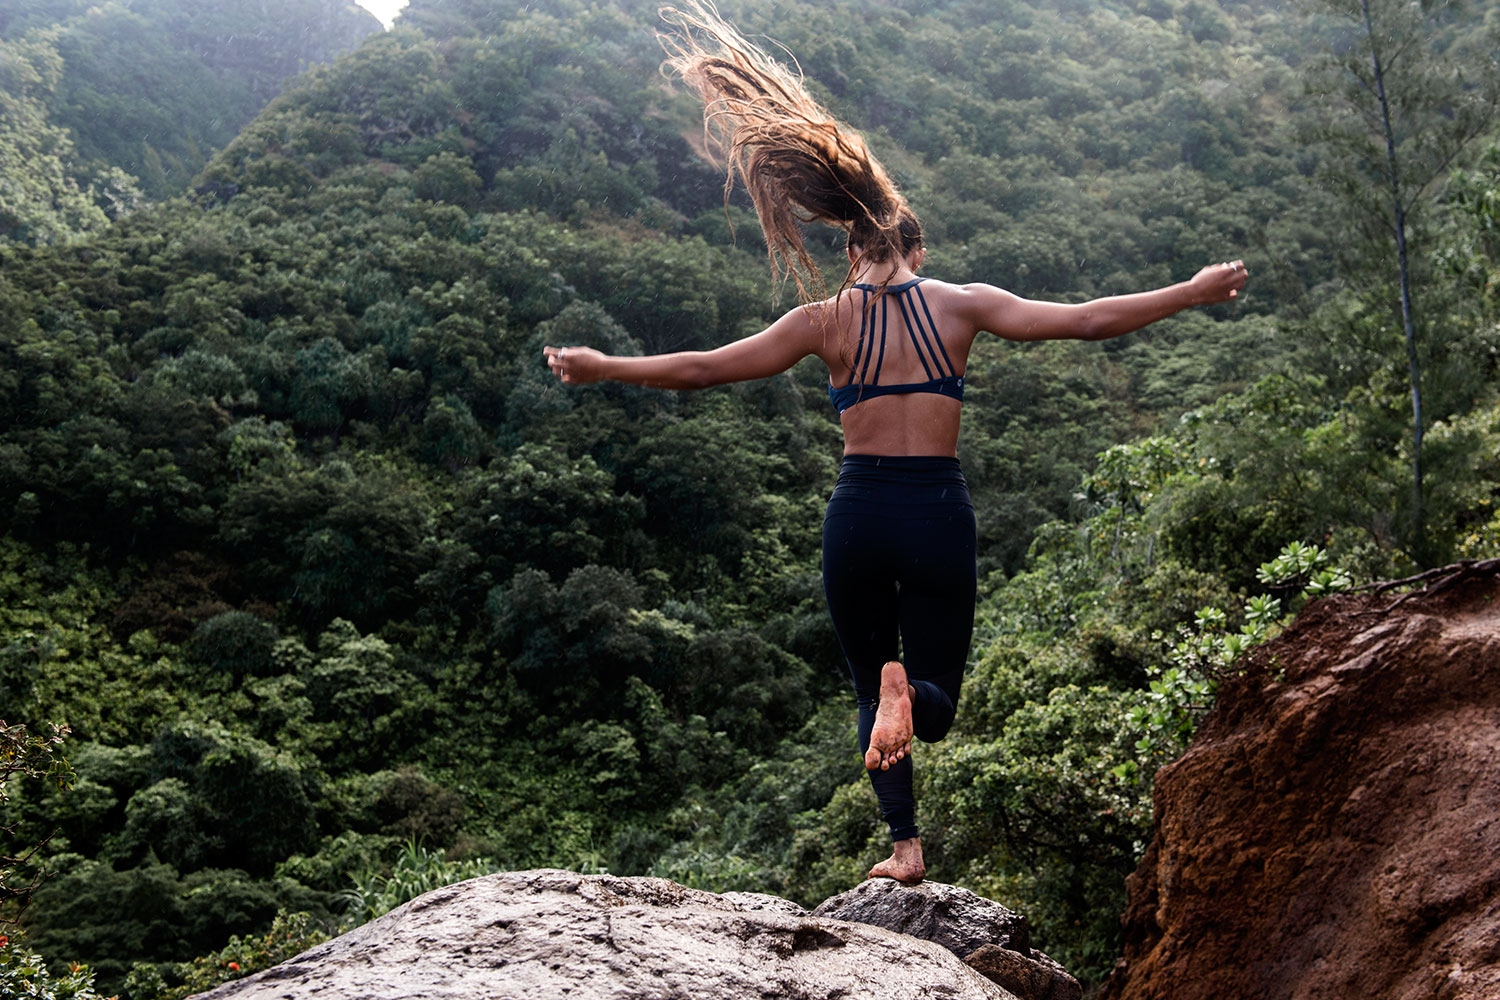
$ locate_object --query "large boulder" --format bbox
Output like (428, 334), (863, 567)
(815, 880), (1080, 1000)
(1102, 571), (1500, 1000)
(814, 878), (1032, 956)
(192, 869), (1023, 1000)
(965, 944), (1083, 1000)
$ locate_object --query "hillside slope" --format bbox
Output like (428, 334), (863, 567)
(0, 0), (381, 211)
(1102, 568), (1500, 999)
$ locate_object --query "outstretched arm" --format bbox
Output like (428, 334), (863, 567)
(544, 305), (823, 389)
(957, 260), (1248, 342)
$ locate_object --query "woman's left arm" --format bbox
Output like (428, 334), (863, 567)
(958, 261), (1248, 343)
(544, 305), (822, 389)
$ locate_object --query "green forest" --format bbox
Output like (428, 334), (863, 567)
(1, 0), (1497, 995)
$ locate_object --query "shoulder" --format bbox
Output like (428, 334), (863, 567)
(734, 300), (829, 361)
(778, 300), (836, 340)
(909, 280), (1019, 331)
(948, 280), (1015, 309)
(906, 278), (1014, 307)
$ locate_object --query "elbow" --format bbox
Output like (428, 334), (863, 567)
(1077, 307), (1133, 342)
(679, 356), (717, 390)
(1076, 311), (1110, 341)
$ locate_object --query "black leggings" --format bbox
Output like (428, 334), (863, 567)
(821, 455), (977, 842)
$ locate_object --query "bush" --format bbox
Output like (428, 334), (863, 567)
(372, 769), (466, 845)
(190, 612), (278, 679)
(24, 859), (329, 993)
(341, 840), (500, 922)
(122, 911), (332, 1000)
(131, 722), (319, 875)
(1, 721), (75, 911)
(0, 929), (105, 1000)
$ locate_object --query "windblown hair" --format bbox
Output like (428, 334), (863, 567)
(660, 1), (922, 304)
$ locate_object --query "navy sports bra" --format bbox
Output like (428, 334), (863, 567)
(827, 277), (965, 414)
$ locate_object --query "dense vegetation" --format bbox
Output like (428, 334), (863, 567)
(0, 0), (379, 242)
(1, 0), (1497, 994)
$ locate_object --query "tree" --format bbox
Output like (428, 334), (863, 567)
(1302, 0), (1500, 562)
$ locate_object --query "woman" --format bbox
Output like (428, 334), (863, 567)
(544, 2), (1247, 883)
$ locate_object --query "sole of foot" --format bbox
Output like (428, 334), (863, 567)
(864, 660), (914, 771)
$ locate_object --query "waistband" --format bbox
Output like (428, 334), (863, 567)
(832, 454), (970, 504)
(839, 454), (962, 475)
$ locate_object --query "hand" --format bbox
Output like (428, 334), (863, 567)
(1190, 260), (1248, 304)
(543, 344), (606, 385)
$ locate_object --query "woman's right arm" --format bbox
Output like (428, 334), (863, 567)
(544, 304), (824, 389)
(956, 261), (1248, 343)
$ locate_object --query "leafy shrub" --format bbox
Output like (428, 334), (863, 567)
(298, 621), (432, 771)
(1121, 542), (1352, 773)
(107, 778), (207, 871)
(0, 929), (105, 1000)
(273, 831), (396, 895)
(1256, 540), (1352, 597)
(125, 722), (318, 875)
(122, 911), (331, 1000)
(24, 859), (328, 992)
(190, 612), (278, 679)
(0, 721), (74, 910)
(341, 840), (500, 922)
(372, 768), (466, 845)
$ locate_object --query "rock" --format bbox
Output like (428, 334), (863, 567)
(813, 878), (1031, 957)
(720, 890), (808, 915)
(192, 869), (1020, 1000)
(965, 944), (1082, 1000)
(813, 879), (1080, 1000)
(1101, 573), (1500, 1000)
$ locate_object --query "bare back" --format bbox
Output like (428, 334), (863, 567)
(817, 278), (982, 457)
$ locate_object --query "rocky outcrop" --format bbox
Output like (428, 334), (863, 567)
(194, 869), (1066, 1000)
(1102, 572), (1500, 1000)
(815, 878), (1033, 956)
(814, 879), (1080, 1000)
(965, 944), (1082, 1000)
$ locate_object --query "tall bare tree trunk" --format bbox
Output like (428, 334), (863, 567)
(1361, 0), (1426, 564)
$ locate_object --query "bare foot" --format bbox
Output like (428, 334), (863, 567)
(864, 661), (914, 771)
(868, 837), (925, 883)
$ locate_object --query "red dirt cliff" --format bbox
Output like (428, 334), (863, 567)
(1102, 571), (1500, 1000)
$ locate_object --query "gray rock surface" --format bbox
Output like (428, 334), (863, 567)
(965, 943), (1083, 1000)
(193, 869), (1018, 1000)
(813, 877), (1033, 957)
(719, 889), (809, 915)
(814, 879), (1081, 1000)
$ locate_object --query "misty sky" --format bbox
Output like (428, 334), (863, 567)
(356, 0), (408, 29)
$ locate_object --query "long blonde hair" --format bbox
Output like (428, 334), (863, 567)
(659, 1), (923, 305)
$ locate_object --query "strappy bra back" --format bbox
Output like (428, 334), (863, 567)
(828, 277), (965, 414)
